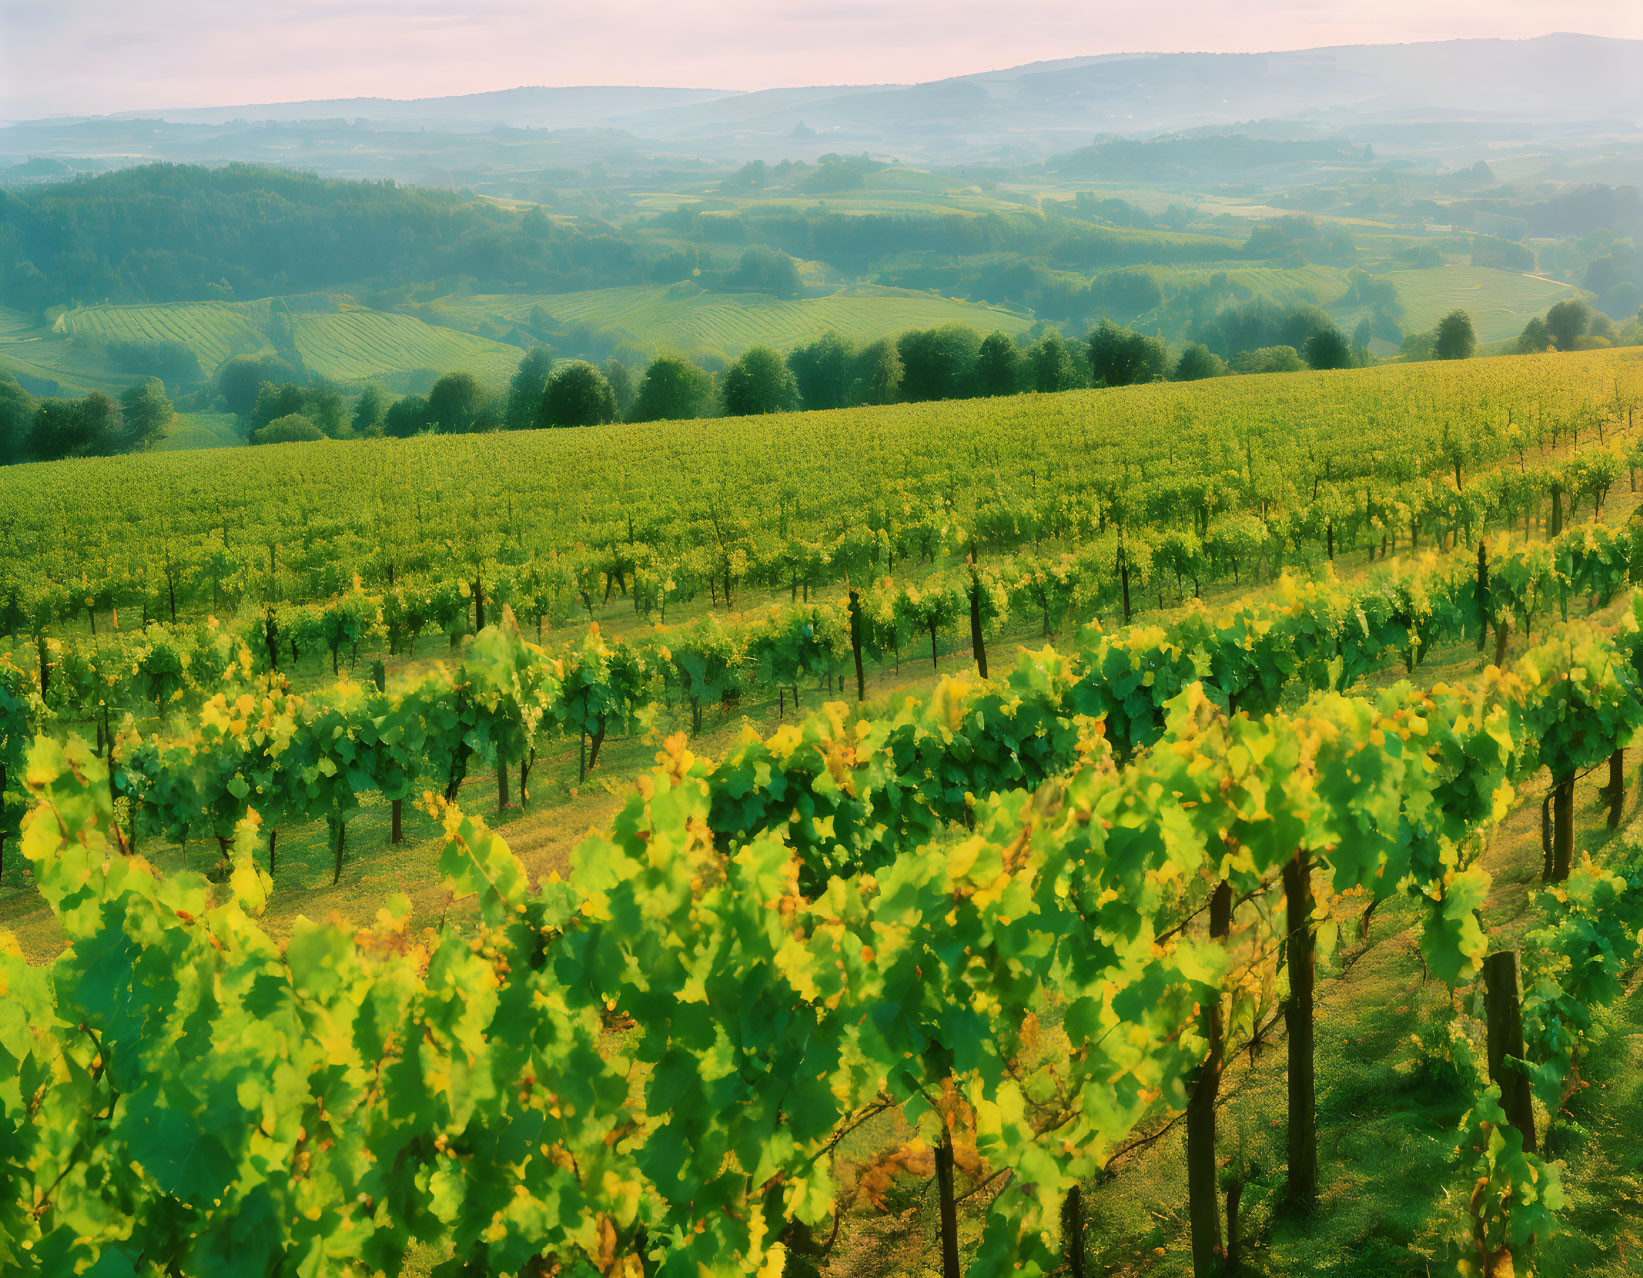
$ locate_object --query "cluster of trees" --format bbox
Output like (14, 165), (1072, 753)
(1514, 298), (1642, 354)
(0, 374), (173, 465)
(1191, 300), (1374, 365)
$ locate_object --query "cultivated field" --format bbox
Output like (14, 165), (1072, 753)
(1386, 264), (1589, 341)
(55, 299), (276, 368)
(289, 309), (524, 385)
(431, 282), (1036, 361)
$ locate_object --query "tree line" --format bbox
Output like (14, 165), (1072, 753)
(222, 314), (1377, 446)
(11, 299), (1639, 463)
(232, 298), (1641, 448)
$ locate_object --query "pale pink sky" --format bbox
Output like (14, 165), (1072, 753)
(3, 0), (1642, 120)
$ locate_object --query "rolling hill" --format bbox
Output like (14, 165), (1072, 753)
(12, 34), (1639, 167)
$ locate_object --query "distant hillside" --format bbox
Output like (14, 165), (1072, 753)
(0, 163), (651, 309)
(612, 34), (1643, 159)
(11, 34), (1638, 166)
(106, 85), (732, 131)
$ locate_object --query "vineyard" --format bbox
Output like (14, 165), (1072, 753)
(433, 283), (1036, 361)
(4, 350), (1643, 1275)
(55, 300), (279, 369)
(0, 307), (139, 396)
(1151, 263), (1354, 313)
(289, 311), (525, 385)
(1382, 266), (1588, 344)
(32, 299), (529, 394)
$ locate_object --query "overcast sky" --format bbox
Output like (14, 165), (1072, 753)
(3, 0), (1641, 120)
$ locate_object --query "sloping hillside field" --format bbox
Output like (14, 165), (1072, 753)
(6, 348), (1643, 1277)
(433, 282), (1036, 359)
(7, 350), (1639, 579)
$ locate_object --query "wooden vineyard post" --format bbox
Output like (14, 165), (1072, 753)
(1187, 880), (1233, 1274)
(1284, 850), (1317, 1215)
(1062, 1183), (1087, 1278)
(968, 572), (988, 680)
(1476, 541), (1489, 652)
(1541, 794), (1554, 881)
(934, 1126), (961, 1278)
(1552, 775), (1574, 882)
(1483, 951), (1536, 1152)
(848, 587), (866, 702)
(1608, 748), (1626, 830)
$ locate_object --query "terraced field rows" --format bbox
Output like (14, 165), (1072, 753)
(0, 308), (134, 395)
(440, 283), (1035, 359)
(1385, 264), (1588, 341)
(289, 311), (524, 384)
(1155, 262), (1353, 308)
(55, 301), (275, 368)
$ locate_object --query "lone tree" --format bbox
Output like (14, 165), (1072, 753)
(1088, 320), (1167, 387)
(1302, 326), (1354, 371)
(0, 374), (37, 466)
(427, 372), (482, 434)
(352, 383), (385, 436)
(631, 356), (711, 422)
(505, 347), (556, 429)
(539, 361), (617, 428)
(383, 395), (429, 438)
(1545, 299), (1593, 351)
(721, 346), (798, 416)
(787, 332), (857, 411)
(728, 246), (803, 298)
(1172, 343), (1225, 382)
(853, 337), (903, 405)
(1028, 330), (1084, 392)
(1433, 310), (1477, 361)
(1516, 316), (1552, 354)
(252, 413), (323, 445)
(119, 378), (173, 451)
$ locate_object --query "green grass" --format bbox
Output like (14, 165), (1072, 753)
(431, 283), (1034, 362)
(1387, 265), (1589, 342)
